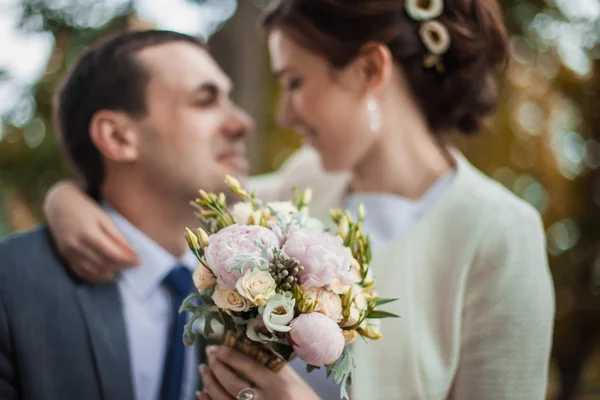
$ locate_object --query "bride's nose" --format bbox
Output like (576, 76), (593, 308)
(276, 94), (301, 129)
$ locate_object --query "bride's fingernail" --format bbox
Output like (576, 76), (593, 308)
(206, 345), (217, 355)
(199, 364), (207, 375)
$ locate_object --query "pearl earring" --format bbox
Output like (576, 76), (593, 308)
(367, 96), (381, 132)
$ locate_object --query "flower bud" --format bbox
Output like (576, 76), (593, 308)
(218, 192), (226, 204)
(302, 188), (313, 205)
(196, 227), (210, 248)
(338, 215), (350, 239)
(185, 228), (199, 251)
(225, 175), (242, 191)
(358, 203), (366, 221)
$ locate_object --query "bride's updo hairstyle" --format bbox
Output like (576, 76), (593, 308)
(262, 0), (509, 135)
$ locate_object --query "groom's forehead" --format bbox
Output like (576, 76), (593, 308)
(137, 42), (231, 92)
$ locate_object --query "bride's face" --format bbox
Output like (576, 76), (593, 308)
(268, 29), (382, 173)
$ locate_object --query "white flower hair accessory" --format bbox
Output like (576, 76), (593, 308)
(405, 0), (444, 21)
(405, 0), (451, 74)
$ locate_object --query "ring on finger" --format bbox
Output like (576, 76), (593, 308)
(236, 386), (257, 400)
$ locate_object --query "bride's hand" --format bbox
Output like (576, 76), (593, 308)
(44, 180), (139, 283)
(198, 345), (321, 400)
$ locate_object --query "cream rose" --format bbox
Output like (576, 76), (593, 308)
(211, 285), (251, 313)
(235, 268), (277, 307)
(192, 263), (217, 291)
(305, 288), (343, 322)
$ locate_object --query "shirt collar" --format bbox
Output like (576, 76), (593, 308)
(103, 203), (197, 300)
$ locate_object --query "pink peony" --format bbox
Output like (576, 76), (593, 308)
(205, 224), (280, 288)
(289, 313), (345, 367)
(282, 228), (353, 290)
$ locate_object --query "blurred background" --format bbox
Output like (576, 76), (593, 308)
(0, 0), (598, 398)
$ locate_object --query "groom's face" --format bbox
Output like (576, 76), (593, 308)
(132, 42), (254, 199)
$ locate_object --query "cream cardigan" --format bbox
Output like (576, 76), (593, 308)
(249, 147), (555, 400)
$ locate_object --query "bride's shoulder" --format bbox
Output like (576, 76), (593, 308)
(454, 162), (546, 264)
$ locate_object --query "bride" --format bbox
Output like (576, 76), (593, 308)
(44, 0), (555, 398)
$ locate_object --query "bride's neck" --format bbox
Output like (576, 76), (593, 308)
(350, 125), (453, 200)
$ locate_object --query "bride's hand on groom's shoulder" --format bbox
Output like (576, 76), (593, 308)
(44, 180), (139, 283)
(198, 345), (321, 400)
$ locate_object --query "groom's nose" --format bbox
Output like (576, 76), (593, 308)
(224, 105), (255, 140)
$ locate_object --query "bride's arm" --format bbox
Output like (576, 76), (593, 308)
(450, 206), (555, 399)
(43, 180), (139, 282)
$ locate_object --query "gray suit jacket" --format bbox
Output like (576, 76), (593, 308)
(0, 227), (203, 400)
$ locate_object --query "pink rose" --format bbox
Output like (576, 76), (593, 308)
(282, 228), (353, 290)
(289, 313), (345, 367)
(205, 224), (280, 288)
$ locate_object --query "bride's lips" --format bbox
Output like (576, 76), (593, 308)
(217, 152), (249, 174)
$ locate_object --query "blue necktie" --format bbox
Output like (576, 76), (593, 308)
(161, 266), (194, 400)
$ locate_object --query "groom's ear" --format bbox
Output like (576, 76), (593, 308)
(89, 110), (140, 163)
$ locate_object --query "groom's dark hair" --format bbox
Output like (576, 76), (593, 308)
(54, 30), (206, 200)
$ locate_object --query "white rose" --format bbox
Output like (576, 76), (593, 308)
(305, 288), (343, 322)
(266, 201), (298, 219)
(235, 268), (277, 307)
(192, 263), (217, 291)
(212, 285), (251, 313)
(261, 292), (296, 332)
(246, 317), (277, 343)
(231, 202), (254, 224)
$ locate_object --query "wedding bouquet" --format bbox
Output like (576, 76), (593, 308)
(181, 176), (398, 399)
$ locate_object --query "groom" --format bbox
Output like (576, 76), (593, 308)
(0, 30), (253, 399)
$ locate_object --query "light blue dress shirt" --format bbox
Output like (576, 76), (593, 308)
(105, 204), (199, 400)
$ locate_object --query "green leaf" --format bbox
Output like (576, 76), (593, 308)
(375, 297), (398, 307)
(326, 363), (336, 379)
(306, 364), (321, 373)
(366, 310), (401, 319)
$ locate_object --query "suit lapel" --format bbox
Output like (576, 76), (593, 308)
(75, 283), (134, 400)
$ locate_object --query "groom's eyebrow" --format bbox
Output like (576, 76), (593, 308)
(194, 81), (232, 95)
